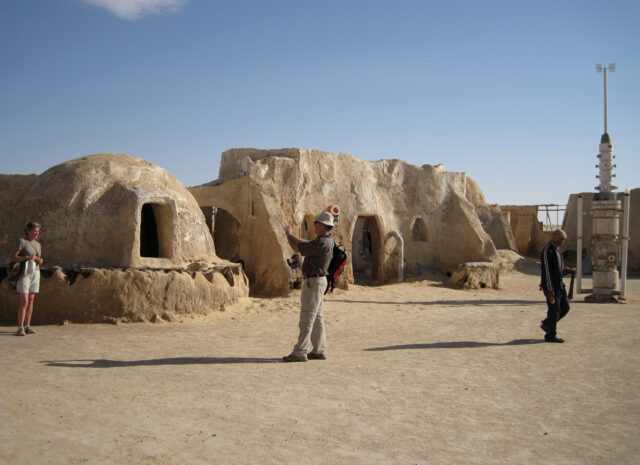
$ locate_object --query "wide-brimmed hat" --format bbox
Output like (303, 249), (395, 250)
(314, 211), (334, 227)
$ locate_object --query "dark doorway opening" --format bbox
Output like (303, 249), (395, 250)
(213, 208), (242, 261)
(352, 216), (382, 284)
(140, 203), (160, 257)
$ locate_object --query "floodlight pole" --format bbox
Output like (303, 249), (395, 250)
(597, 63), (615, 135)
(604, 67), (608, 134)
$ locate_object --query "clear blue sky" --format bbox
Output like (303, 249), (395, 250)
(1, 0), (638, 206)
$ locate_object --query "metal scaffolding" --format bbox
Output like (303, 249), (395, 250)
(537, 204), (566, 231)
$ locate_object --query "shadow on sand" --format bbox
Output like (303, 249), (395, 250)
(41, 356), (281, 368)
(365, 339), (545, 351)
(0, 330), (20, 336)
(331, 299), (541, 307)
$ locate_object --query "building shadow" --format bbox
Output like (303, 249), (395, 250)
(511, 258), (541, 276)
(41, 356), (281, 368)
(365, 339), (545, 351)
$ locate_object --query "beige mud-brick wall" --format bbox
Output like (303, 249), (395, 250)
(190, 148), (500, 296)
(0, 264), (249, 324)
(500, 205), (550, 257)
(476, 205), (518, 251)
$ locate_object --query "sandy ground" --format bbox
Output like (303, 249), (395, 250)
(1, 269), (639, 465)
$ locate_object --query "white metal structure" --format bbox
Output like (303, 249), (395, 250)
(583, 63), (630, 302)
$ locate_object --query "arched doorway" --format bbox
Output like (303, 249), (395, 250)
(412, 217), (428, 242)
(351, 216), (382, 284)
(140, 203), (173, 258)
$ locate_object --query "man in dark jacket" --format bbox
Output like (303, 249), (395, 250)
(282, 211), (335, 362)
(540, 229), (575, 343)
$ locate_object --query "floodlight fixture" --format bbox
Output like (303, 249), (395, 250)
(596, 63), (615, 72)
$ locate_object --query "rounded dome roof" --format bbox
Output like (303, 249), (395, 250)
(12, 153), (216, 268)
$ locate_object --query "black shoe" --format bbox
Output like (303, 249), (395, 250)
(544, 336), (564, 343)
(282, 353), (307, 362)
(307, 352), (326, 360)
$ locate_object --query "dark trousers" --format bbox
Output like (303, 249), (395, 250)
(543, 285), (570, 337)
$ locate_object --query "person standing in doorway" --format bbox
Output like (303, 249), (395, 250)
(282, 212), (335, 362)
(540, 229), (575, 343)
(11, 222), (44, 336)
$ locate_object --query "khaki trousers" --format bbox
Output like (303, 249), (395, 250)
(293, 276), (327, 357)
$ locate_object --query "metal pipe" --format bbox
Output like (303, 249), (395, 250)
(389, 230), (404, 283)
(577, 196), (583, 294)
(620, 190), (630, 299)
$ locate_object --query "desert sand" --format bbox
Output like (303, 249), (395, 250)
(1, 268), (639, 465)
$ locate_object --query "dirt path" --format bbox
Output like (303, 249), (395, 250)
(1, 272), (639, 465)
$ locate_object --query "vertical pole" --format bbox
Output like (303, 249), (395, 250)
(620, 191), (630, 298)
(577, 196), (583, 294)
(603, 68), (608, 134)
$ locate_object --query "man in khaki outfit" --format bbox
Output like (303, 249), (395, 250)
(282, 211), (335, 362)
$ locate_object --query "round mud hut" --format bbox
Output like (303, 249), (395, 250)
(0, 153), (248, 324)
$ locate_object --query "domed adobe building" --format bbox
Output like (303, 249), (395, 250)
(7, 153), (216, 268)
(0, 154), (248, 324)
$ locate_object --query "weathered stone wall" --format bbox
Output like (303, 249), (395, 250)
(465, 176), (487, 208)
(190, 148), (499, 296)
(500, 205), (550, 257)
(0, 264), (248, 324)
(448, 262), (500, 289)
(439, 192), (497, 270)
(0, 174), (37, 222)
(476, 205), (518, 251)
